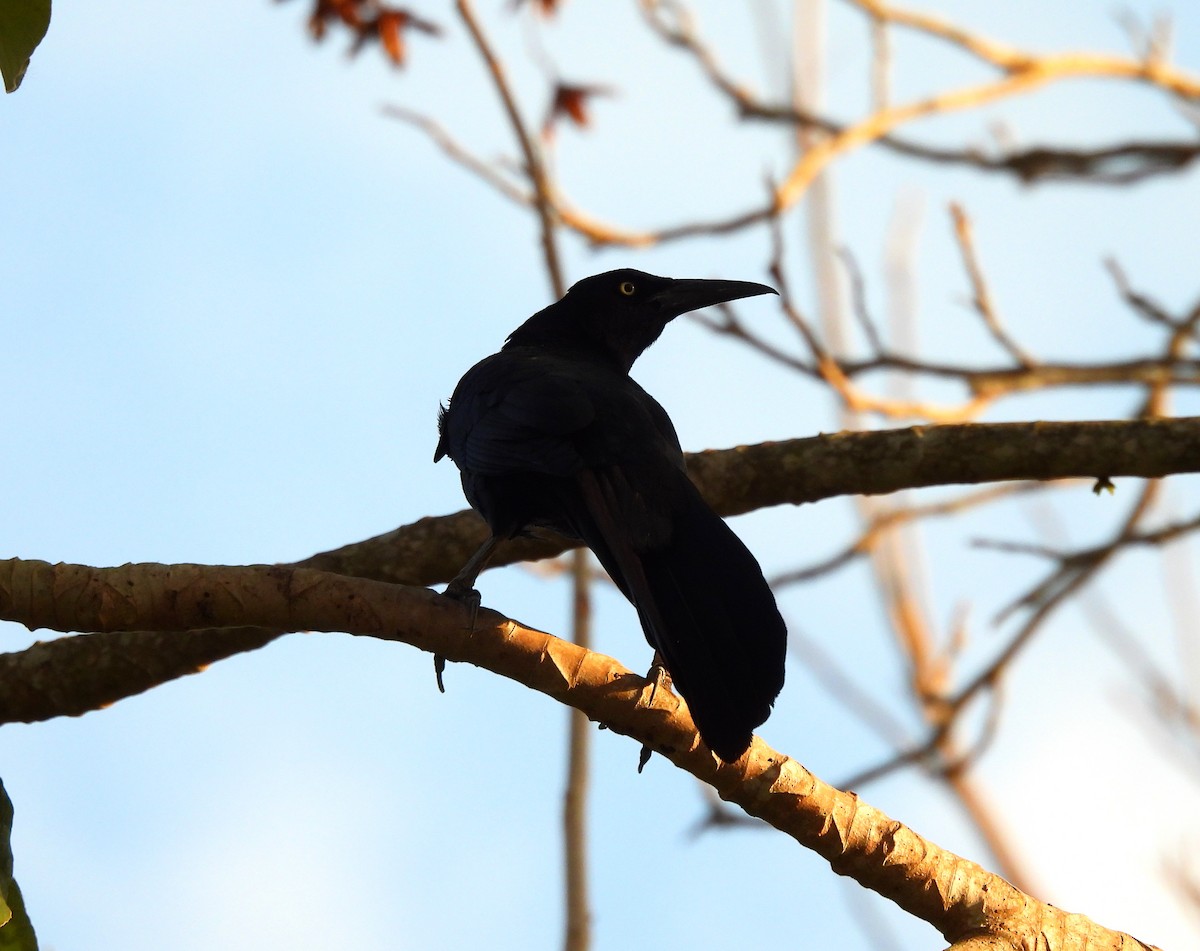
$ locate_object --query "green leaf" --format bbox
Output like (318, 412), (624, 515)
(0, 780), (38, 951)
(0, 884), (35, 951)
(0, 0), (52, 93)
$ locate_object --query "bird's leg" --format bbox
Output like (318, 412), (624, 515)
(443, 534), (500, 618)
(638, 653), (672, 772)
(435, 535), (500, 692)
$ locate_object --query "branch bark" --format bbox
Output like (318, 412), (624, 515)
(0, 558), (1161, 951)
(305, 416), (1200, 586)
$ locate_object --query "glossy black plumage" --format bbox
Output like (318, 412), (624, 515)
(434, 269), (787, 761)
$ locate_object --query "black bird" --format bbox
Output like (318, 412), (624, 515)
(434, 269), (787, 761)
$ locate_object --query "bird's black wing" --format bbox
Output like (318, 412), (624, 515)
(436, 349), (597, 478)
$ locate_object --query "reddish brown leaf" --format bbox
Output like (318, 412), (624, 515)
(347, 7), (441, 66)
(332, 0), (361, 27)
(377, 10), (408, 64)
(307, 0), (362, 40)
(511, 0), (566, 14)
(542, 82), (612, 139)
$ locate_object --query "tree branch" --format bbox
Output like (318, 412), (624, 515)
(306, 417), (1200, 587)
(4, 417), (1196, 732)
(0, 558), (1161, 950)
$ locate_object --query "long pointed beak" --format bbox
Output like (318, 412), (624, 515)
(650, 277), (778, 319)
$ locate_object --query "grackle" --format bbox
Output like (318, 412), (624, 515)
(434, 269), (787, 762)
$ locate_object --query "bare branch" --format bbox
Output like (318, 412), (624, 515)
(774, 483), (1056, 586)
(304, 417), (1200, 589)
(382, 105), (531, 206)
(788, 624), (912, 750)
(0, 557), (1166, 950)
(456, 0), (564, 295)
(838, 246), (887, 356)
(949, 203), (1034, 367)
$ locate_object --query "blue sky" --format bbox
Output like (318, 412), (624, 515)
(3, 2), (1199, 948)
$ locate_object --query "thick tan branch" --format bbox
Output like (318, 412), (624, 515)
(0, 558), (1158, 950)
(0, 626), (279, 722)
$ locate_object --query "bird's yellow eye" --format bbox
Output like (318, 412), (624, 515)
(618, 281), (636, 296)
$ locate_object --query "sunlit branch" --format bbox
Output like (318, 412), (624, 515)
(0, 557), (1165, 949)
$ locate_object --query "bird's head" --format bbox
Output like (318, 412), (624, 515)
(505, 269), (777, 372)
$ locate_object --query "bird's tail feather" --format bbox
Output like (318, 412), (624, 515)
(577, 472), (786, 761)
(636, 489), (786, 760)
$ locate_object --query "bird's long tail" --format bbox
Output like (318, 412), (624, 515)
(578, 471), (787, 761)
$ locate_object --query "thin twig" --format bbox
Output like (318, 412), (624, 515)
(949, 203), (1034, 367)
(563, 549), (592, 951)
(789, 625), (913, 750)
(838, 246), (887, 355)
(869, 9), (892, 112)
(456, 0), (564, 293)
(774, 483), (1055, 586)
(453, 7), (587, 949)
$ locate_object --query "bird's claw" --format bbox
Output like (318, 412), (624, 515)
(643, 660), (670, 707)
(436, 580), (486, 693)
(443, 579), (483, 632)
(636, 659), (672, 773)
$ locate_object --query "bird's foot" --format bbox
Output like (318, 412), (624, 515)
(636, 659), (672, 773)
(642, 660), (671, 707)
(442, 578), (483, 630)
(436, 580), (485, 693)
